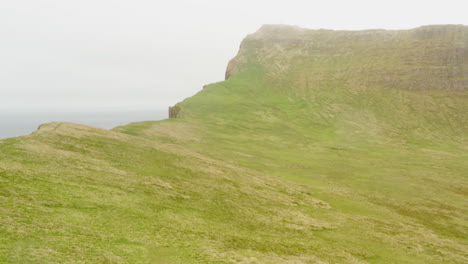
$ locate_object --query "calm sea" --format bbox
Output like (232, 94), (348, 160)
(0, 109), (168, 139)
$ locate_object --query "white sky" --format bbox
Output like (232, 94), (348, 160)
(0, 0), (466, 111)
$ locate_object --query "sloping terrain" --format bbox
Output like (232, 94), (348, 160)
(1, 25), (467, 263)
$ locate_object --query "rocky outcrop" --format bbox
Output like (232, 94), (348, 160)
(169, 105), (181, 118)
(225, 57), (237, 80)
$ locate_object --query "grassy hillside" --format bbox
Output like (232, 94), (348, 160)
(1, 25), (467, 263)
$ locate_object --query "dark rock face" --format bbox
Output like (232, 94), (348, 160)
(169, 105), (181, 118)
(225, 58), (237, 80)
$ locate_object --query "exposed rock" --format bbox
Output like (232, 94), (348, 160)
(169, 105), (181, 118)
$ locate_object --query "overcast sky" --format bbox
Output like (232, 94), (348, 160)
(1, 0), (466, 111)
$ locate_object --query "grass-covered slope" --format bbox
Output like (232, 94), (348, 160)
(1, 25), (468, 263)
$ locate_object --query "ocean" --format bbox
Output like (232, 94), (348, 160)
(0, 109), (168, 139)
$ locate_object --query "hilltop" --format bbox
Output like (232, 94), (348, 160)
(1, 25), (467, 263)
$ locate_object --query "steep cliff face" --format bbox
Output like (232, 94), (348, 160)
(226, 24), (468, 90)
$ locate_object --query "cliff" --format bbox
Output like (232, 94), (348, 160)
(226, 24), (468, 91)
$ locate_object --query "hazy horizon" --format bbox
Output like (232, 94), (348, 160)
(1, 0), (467, 111)
(0, 109), (168, 139)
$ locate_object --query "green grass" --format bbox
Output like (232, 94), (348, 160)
(1, 25), (467, 263)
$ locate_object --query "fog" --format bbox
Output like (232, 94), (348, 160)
(1, 0), (466, 111)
